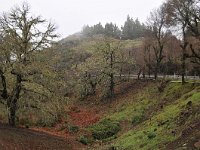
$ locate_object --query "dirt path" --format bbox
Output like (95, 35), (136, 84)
(0, 104), (103, 150)
(0, 123), (85, 150)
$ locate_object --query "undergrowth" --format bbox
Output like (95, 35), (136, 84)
(88, 118), (120, 140)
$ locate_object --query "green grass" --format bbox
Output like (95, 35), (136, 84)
(108, 86), (158, 122)
(72, 38), (143, 54)
(161, 83), (194, 101)
(122, 39), (143, 48)
(112, 83), (200, 150)
(94, 82), (200, 150)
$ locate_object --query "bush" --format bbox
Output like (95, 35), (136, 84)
(147, 132), (156, 139)
(131, 114), (144, 125)
(37, 115), (58, 127)
(79, 136), (89, 145)
(19, 117), (31, 127)
(68, 125), (79, 133)
(157, 80), (169, 93)
(34, 97), (66, 127)
(143, 130), (157, 140)
(89, 119), (120, 140)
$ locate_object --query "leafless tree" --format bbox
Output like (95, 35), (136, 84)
(166, 0), (194, 83)
(146, 4), (168, 80)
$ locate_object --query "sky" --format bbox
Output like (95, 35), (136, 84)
(0, 0), (165, 38)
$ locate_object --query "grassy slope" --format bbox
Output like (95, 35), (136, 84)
(92, 82), (200, 150)
(70, 38), (143, 53)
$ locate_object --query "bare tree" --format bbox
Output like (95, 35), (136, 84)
(143, 37), (153, 78)
(186, 0), (200, 65)
(166, 0), (194, 83)
(146, 4), (167, 80)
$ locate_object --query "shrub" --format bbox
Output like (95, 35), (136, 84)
(89, 119), (120, 140)
(68, 125), (79, 133)
(37, 115), (58, 127)
(19, 117), (31, 127)
(131, 114), (144, 125)
(147, 132), (156, 139)
(34, 97), (66, 127)
(57, 123), (68, 131)
(157, 80), (169, 93)
(79, 136), (89, 145)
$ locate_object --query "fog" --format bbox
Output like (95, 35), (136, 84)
(0, 0), (164, 38)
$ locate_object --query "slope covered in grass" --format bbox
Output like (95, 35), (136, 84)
(91, 81), (200, 150)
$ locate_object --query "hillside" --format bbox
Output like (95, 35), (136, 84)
(70, 80), (199, 150)
(1, 1), (200, 150)
(1, 80), (200, 150)
(102, 81), (200, 150)
(1, 34), (200, 150)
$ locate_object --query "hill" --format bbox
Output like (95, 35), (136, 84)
(1, 80), (200, 149)
(1, 34), (200, 150)
(101, 81), (200, 149)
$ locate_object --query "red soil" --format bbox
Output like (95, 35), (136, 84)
(68, 106), (101, 127)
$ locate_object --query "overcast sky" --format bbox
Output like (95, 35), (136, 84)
(0, 0), (164, 38)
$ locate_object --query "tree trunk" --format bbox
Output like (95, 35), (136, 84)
(7, 74), (22, 126)
(181, 27), (188, 85)
(181, 52), (186, 84)
(142, 67), (145, 79)
(148, 50), (151, 78)
(0, 71), (8, 99)
(90, 82), (97, 95)
(137, 69), (142, 80)
(108, 51), (114, 98)
(8, 98), (17, 126)
(180, 42), (188, 84)
(155, 61), (161, 80)
(109, 73), (114, 98)
(154, 66), (158, 80)
(148, 66), (151, 79)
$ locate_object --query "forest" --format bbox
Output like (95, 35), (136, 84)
(0, 0), (200, 150)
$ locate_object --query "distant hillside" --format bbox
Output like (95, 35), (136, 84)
(59, 32), (83, 44)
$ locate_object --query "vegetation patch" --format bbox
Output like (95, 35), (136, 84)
(162, 83), (194, 101)
(68, 124), (79, 133)
(132, 114), (144, 125)
(108, 85), (158, 122)
(78, 135), (94, 145)
(79, 135), (89, 145)
(88, 119), (120, 140)
(146, 131), (157, 139)
(113, 83), (200, 149)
